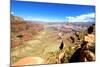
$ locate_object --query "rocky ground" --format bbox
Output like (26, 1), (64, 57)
(11, 15), (95, 66)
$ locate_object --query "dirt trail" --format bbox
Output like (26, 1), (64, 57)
(12, 57), (44, 66)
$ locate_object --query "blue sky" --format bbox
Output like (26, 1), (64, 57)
(11, 0), (95, 22)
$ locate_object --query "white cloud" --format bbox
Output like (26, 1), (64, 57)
(66, 13), (95, 22)
(11, 12), (14, 15)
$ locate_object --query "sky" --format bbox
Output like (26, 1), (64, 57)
(11, 0), (95, 22)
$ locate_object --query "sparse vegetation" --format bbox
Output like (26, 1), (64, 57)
(11, 15), (95, 66)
